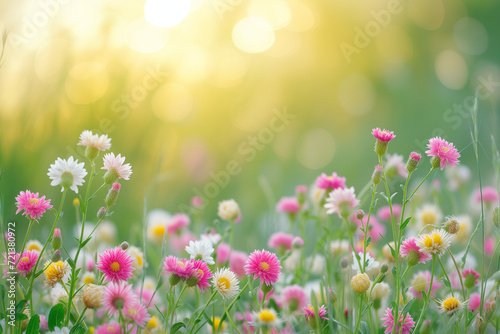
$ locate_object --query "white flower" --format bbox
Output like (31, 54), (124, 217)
(324, 187), (359, 217)
(50, 283), (68, 305)
(185, 240), (215, 265)
(416, 229), (453, 256)
(385, 154), (408, 178)
(48, 156), (87, 193)
(101, 152), (132, 182)
(437, 295), (466, 315)
(415, 203), (443, 231)
(306, 255), (325, 275)
(78, 130), (111, 151)
(48, 327), (70, 334)
(351, 252), (380, 274)
(127, 245), (145, 273)
(218, 199), (240, 221)
(147, 209), (171, 244)
(200, 232), (222, 246)
(330, 240), (350, 255)
(96, 221), (117, 244)
(212, 268), (240, 299)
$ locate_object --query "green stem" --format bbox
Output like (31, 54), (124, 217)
(344, 217), (362, 272)
(414, 255), (436, 332)
(224, 301), (242, 334)
(437, 257), (454, 297)
(362, 184), (377, 273)
(353, 294), (363, 334)
(170, 285), (188, 327)
(14, 219), (34, 268)
(189, 289), (218, 334)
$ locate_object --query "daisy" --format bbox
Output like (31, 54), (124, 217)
(302, 304), (328, 320)
(455, 215), (472, 243)
(103, 282), (137, 315)
(97, 247), (135, 283)
(81, 272), (96, 284)
(187, 260), (213, 291)
(281, 285), (308, 313)
(26, 240), (43, 252)
(101, 152), (132, 184)
(78, 130), (111, 151)
(415, 203), (443, 231)
(218, 199), (240, 221)
(372, 128), (396, 156)
(268, 232), (294, 254)
(123, 299), (151, 327)
(315, 172), (346, 191)
(127, 246), (144, 274)
(82, 284), (103, 309)
(255, 308), (280, 328)
(17, 250), (39, 277)
(185, 240), (215, 265)
(438, 295), (467, 315)
(377, 204), (402, 221)
(146, 209), (170, 244)
(95, 322), (121, 334)
(15, 190), (52, 220)
(324, 187), (359, 218)
(212, 268), (240, 299)
(409, 270), (441, 298)
(400, 237), (432, 266)
(245, 250), (282, 286)
(351, 251), (380, 274)
(381, 308), (415, 334)
(276, 197), (301, 213)
(474, 186), (499, 205)
(416, 229), (453, 256)
(47, 156), (87, 193)
(425, 137), (460, 170)
(200, 230), (222, 246)
(44, 261), (69, 287)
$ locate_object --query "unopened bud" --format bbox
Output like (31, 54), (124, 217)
(350, 273), (370, 294)
(405, 249), (420, 267)
(120, 242), (129, 251)
(97, 207), (106, 220)
(292, 237), (304, 249)
(261, 283), (273, 294)
(406, 152), (421, 174)
(355, 210), (365, 221)
(169, 274), (181, 286)
(328, 288), (337, 304)
(51, 250), (62, 262)
(382, 242), (395, 262)
(444, 217), (460, 234)
(296, 185), (308, 206)
(372, 165), (383, 185)
(51, 229), (62, 250)
(73, 198), (80, 206)
(430, 156), (441, 170)
(340, 257), (349, 269)
(380, 263), (389, 273)
(105, 183), (121, 207)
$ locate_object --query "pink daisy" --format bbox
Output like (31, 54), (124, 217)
(372, 128), (396, 142)
(244, 250), (281, 286)
(295, 185), (307, 194)
(230, 250), (248, 278)
(17, 250), (39, 277)
(281, 285), (308, 313)
(134, 287), (157, 309)
(469, 293), (481, 312)
(268, 232), (294, 253)
(102, 152), (133, 181)
(95, 322), (122, 334)
(324, 187), (359, 218)
(381, 308), (415, 334)
(216, 243), (231, 265)
(103, 282), (137, 315)
(15, 190), (53, 220)
(292, 236), (304, 248)
(353, 215), (385, 242)
(425, 137), (460, 170)
(97, 247), (135, 283)
(167, 214), (190, 235)
(86, 258), (96, 272)
(377, 204), (402, 221)
(276, 197), (301, 213)
(163, 256), (193, 279)
(123, 299), (151, 327)
(409, 270), (441, 299)
(474, 186), (499, 204)
(188, 260), (213, 291)
(410, 152), (421, 161)
(463, 269), (480, 288)
(315, 172), (346, 191)
(400, 237), (432, 265)
(302, 304), (328, 320)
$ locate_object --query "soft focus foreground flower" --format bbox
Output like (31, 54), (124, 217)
(381, 308), (415, 334)
(185, 240), (215, 265)
(276, 196), (301, 213)
(212, 267), (240, 299)
(268, 232), (294, 254)
(281, 285), (308, 313)
(401, 237), (432, 266)
(385, 154), (407, 178)
(97, 247), (135, 283)
(167, 213), (190, 235)
(48, 156), (87, 193)
(324, 187), (359, 218)
(146, 209), (170, 244)
(351, 273), (370, 294)
(15, 190), (52, 220)
(438, 295), (466, 315)
(315, 172), (346, 191)
(425, 137), (460, 170)
(95, 322), (121, 334)
(416, 229), (453, 256)
(218, 199), (241, 221)
(44, 261), (69, 287)
(103, 282), (136, 315)
(255, 308), (280, 327)
(82, 284), (104, 309)
(245, 249), (282, 286)
(474, 186), (499, 204)
(102, 153), (133, 183)
(415, 203), (443, 231)
(123, 299), (151, 327)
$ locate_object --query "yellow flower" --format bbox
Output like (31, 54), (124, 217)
(211, 316), (226, 333)
(255, 309), (280, 327)
(44, 261), (69, 287)
(26, 240), (43, 252)
(438, 296), (466, 315)
(351, 273), (370, 294)
(416, 229), (452, 256)
(82, 284), (103, 309)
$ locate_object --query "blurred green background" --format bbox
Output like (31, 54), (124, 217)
(1, 0), (499, 246)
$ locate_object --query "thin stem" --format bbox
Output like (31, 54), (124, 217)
(414, 255), (436, 332)
(362, 184), (377, 273)
(353, 294), (363, 334)
(14, 219), (35, 268)
(437, 257), (454, 297)
(189, 289), (218, 334)
(170, 284), (188, 327)
(224, 301), (242, 334)
(344, 217), (362, 272)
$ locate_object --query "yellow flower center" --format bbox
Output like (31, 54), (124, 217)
(128, 308), (138, 317)
(197, 269), (204, 277)
(137, 256), (143, 266)
(212, 317), (225, 332)
(440, 146), (450, 153)
(258, 310), (276, 323)
(83, 275), (95, 284)
(28, 243), (42, 252)
(412, 276), (428, 292)
(21, 256), (30, 263)
(110, 262), (120, 272)
(308, 306), (314, 311)
(422, 212), (436, 225)
(147, 316), (158, 329)
(107, 326), (115, 332)
(29, 198), (39, 205)
(381, 131), (389, 136)
(153, 225), (165, 236)
(260, 262), (270, 271)
(443, 297), (459, 311)
(73, 198), (80, 206)
(218, 277), (231, 289)
(178, 261), (185, 266)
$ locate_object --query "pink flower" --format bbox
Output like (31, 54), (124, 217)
(216, 243), (231, 264)
(135, 287), (157, 309)
(103, 282), (137, 315)
(324, 187), (359, 218)
(353, 215), (385, 242)
(97, 247), (135, 283)
(276, 197), (301, 213)
(469, 293), (481, 312)
(485, 237), (495, 256)
(17, 250), (39, 277)
(96, 322), (121, 334)
(281, 285), (308, 313)
(409, 270), (441, 299)
(188, 260), (213, 291)
(123, 299), (151, 327)
(102, 152), (133, 181)
(410, 152), (421, 161)
(372, 128), (396, 142)
(167, 214), (190, 235)
(230, 250), (248, 278)
(315, 172), (346, 191)
(171, 231), (196, 254)
(400, 237), (432, 264)
(295, 185), (307, 194)
(377, 205), (402, 221)
(191, 196), (203, 207)
(463, 269), (480, 288)
(15, 190), (53, 220)
(163, 256), (193, 279)
(245, 250), (281, 286)
(39, 315), (48, 330)
(474, 186), (499, 204)
(385, 154), (408, 178)
(425, 137), (460, 170)
(302, 304), (328, 320)
(268, 232), (294, 252)
(86, 258), (96, 272)
(292, 236), (304, 248)
(381, 308), (415, 334)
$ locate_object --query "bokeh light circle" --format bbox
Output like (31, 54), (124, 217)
(247, 0), (292, 30)
(144, 0), (192, 28)
(232, 17), (276, 54)
(453, 17), (488, 55)
(65, 62), (109, 105)
(435, 50), (468, 90)
(125, 18), (169, 53)
(296, 128), (335, 169)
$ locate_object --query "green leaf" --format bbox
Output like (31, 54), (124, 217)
(69, 325), (86, 334)
(48, 304), (65, 331)
(80, 236), (92, 248)
(400, 217), (412, 231)
(67, 258), (75, 269)
(15, 313), (28, 321)
(366, 236), (371, 248)
(441, 276), (451, 288)
(170, 322), (186, 334)
(15, 300), (27, 312)
(26, 314), (40, 334)
(360, 321), (370, 334)
(402, 298), (416, 314)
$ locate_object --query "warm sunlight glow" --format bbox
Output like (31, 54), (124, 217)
(144, 0), (192, 28)
(232, 17), (275, 54)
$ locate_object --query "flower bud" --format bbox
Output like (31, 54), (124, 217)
(372, 165), (383, 185)
(328, 288), (337, 304)
(105, 183), (121, 207)
(444, 217), (460, 234)
(405, 249), (420, 267)
(292, 237), (304, 249)
(97, 207), (106, 220)
(380, 263), (389, 274)
(120, 241), (129, 251)
(350, 273), (370, 294)
(261, 283), (273, 294)
(355, 210), (365, 221)
(296, 185), (308, 206)
(382, 243), (395, 262)
(340, 257), (349, 269)
(169, 274), (181, 286)
(371, 282), (390, 299)
(406, 152), (421, 174)
(51, 229), (62, 250)
(82, 284), (103, 309)
(73, 198), (80, 206)
(51, 250), (62, 262)
(430, 156), (441, 170)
